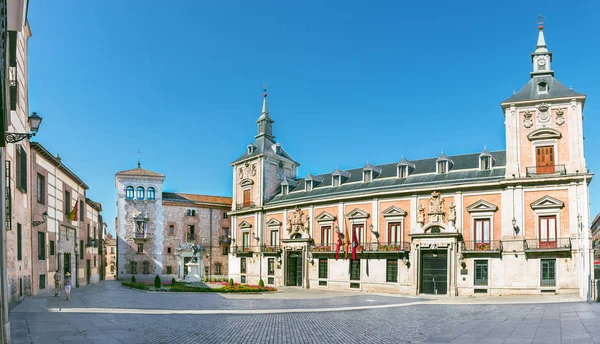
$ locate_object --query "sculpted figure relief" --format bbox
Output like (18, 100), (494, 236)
(448, 201), (457, 223)
(287, 206), (310, 236)
(417, 203), (425, 226)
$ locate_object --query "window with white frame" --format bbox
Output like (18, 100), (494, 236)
(398, 165), (407, 178)
(481, 156), (491, 170)
(305, 181), (313, 191)
(320, 226), (331, 246)
(332, 175), (340, 187)
(363, 170), (372, 182)
(269, 229), (279, 247)
(136, 187), (145, 200)
(437, 161), (448, 174)
(387, 222), (402, 245)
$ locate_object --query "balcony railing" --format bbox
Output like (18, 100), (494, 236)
(462, 240), (503, 252)
(231, 245), (256, 254)
(524, 238), (571, 251)
(236, 201), (256, 210)
(261, 244), (281, 253)
(186, 233), (195, 241)
(311, 242), (411, 253)
(526, 165), (567, 177)
(134, 232), (146, 240)
(219, 236), (231, 244)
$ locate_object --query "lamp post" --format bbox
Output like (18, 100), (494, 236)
(5, 112), (43, 143)
(74, 241), (79, 288)
(32, 211), (48, 227)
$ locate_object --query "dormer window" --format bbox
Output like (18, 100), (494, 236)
(332, 175), (340, 187)
(481, 156), (491, 170)
(305, 181), (313, 191)
(247, 144), (254, 154)
(281, 185), (289, 195)
(437, 161), (448, 174)
(537, 80), (548, 94)
(363, 170), (372, 182)
(398, 165), (407, 178)
(436, 152), (452, 175)
(274, 144), (281, 154)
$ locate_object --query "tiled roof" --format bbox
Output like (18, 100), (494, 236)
(30, 142), (90, 189)
(162, 192), (232, 207)
(502, 75), (585, 103)
(116, 166), (165, 178)
(85, 198), (102, 211)
(268, 151), (506, 205)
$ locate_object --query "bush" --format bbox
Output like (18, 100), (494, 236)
(221, 277), (226, 282)
(203, 275), (208, 283)
(212, 277), (217, 283)
(171, 278), (176, 285)
(228, 278), (234, 286)
(154, 275), (161, 288)
(258, 279), (265, 288)
(131, 275), (136, 283)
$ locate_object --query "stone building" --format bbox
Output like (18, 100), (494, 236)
(228, 25), (593, 298)
(115, 165), (231, 282)
(5, 0), (33, 302)
(85, 198), (102, 284)
(30, 142), (103, 294)
(103, 233), (117, 280)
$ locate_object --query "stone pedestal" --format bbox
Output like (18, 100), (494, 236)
(184, 262), (202, 282)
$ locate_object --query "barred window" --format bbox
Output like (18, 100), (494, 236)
(350, 260), (360, 281)
(240, 258), (247, 274)
(386, 259), (398, 283)
(318, 258), (328, 279)
(268, 258), (275, 276)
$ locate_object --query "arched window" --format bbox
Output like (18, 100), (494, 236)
(136, 187), (145, 200)
(147, 187), (155, 200)
(126, 186), (134, 200)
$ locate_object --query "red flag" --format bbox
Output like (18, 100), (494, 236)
(335, 230), (342, 260)
(351, 227), (358, 261)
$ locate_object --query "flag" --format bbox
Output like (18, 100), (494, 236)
(68, 198), (78, 221)
(351, 227), (358, 261)
(344, 226), (350, 260)
(335, 230), (342, 261)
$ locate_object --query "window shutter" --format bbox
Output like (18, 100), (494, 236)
(20, 146), (27, 192)
(8, 31), (16, 67)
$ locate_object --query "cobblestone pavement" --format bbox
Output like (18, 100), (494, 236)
(9, 281), (600, 344)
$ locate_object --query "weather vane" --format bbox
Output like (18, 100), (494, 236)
(537, 14), (545, 28)
(263, 82), (268, 97)
(137, 149), (142, 168)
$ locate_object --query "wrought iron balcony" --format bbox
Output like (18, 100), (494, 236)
(186, 233), (195, 241)
(86, 238), (97, 247)
(524, 238), (571, 251)
(526, 165), (567, 177)
(236, 201), (256, 210)
(261, 244), (281, 254)
(310, 242), (411, 253)
(231, 245), (255, 254)
(461, 240), (503, 252)
(134, 232), (146, 240)
(219, 236), (231, 244)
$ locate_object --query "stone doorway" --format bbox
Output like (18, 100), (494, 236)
(286, 252), (303, 287)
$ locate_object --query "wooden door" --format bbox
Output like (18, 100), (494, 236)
(536, 146), (555, 174)
(243, 190), (250, 207)
(539, 215), (557, 249)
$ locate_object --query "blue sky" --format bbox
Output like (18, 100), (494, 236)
(28, 0), (599, 234)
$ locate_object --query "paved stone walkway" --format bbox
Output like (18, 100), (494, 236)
(8, 281), (600, 343)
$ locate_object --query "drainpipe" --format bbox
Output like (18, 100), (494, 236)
(209, 208), (212, 280)
(0, 148), (10, 343)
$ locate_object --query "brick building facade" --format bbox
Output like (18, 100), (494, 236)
(228, 25), (593, 298)
(116, 166), (231, 282)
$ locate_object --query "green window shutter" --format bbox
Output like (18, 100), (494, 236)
(20, 146), (27, 192)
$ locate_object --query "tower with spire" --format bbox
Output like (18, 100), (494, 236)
(501, 17), (586, 178)
(230, 86), (299, 210)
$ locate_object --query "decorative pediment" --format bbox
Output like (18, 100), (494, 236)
(240, 178), (254, 187)
(266, 218), (282, 227)
(239, 220), (253, 229)
(527, 128), (562, 141)
(133, 213), (147, 221)
(346, 208), (370, 220)
(315, 211), (336, 222)
(531, 195), (564, 210)
(382, 205), (407, 217)
(466, 200), (498, 213)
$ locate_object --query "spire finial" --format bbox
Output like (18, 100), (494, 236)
(137, 149), (142, 168)
(537, 14), (545, 30)
(263, 82), (267, 97)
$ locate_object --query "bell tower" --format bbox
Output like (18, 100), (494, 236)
(530, 15), (553, 78)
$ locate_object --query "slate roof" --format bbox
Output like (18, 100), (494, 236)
(116, 166), (165, 178)
(502, 75), (585, 103)
(162, 192), (232, 207)
(268, 151), (506, 205)
(231, 136), (298, 165)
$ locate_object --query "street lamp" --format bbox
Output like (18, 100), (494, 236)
(32, 211), (48, 227)
(74, 241), (80, 288)
(512, 218), (520, 235)
(5, 112), (43, 143)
